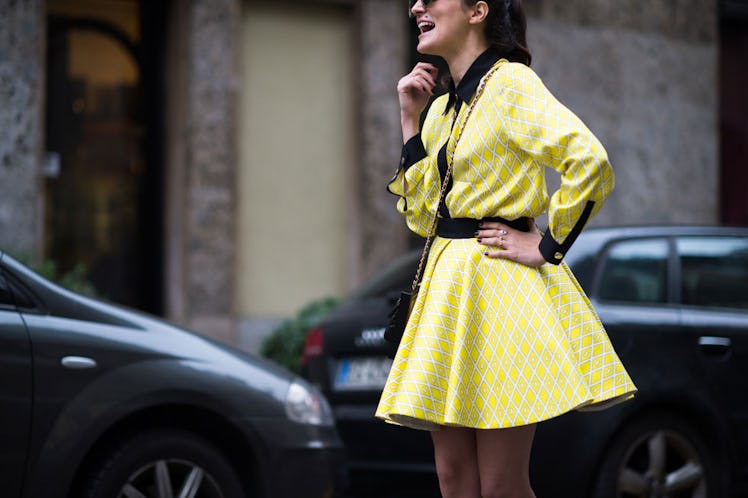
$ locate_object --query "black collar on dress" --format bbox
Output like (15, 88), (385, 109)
(445, 47), (503, 114)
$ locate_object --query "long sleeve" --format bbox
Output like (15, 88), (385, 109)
(386, 97), (451, 237)
(386, 134), (427, 205)
(499, 64), (615, 264)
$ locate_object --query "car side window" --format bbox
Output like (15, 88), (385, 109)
(678, 236), (748, 310)
(0, 270), (14, 308)
(597, 239), (669, 304)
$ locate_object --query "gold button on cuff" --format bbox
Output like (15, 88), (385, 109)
(554, 252), (564, 260)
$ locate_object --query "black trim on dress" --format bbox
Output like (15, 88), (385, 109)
(401, 134), (427, 171)
(386, 135), (428, 205)
(445, 47), (504, 114)
(539, 201), (596, 264)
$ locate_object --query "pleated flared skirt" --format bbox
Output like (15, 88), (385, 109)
(375, 237), (637, 431)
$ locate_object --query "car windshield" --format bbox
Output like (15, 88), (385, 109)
(349, 251), (418, 300)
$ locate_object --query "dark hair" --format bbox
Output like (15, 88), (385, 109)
(467, 0), (531, 66)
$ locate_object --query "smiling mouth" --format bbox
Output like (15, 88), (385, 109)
(418, 21), (435, 34)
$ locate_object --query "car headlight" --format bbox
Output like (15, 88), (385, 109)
(285, 379), (334, 426)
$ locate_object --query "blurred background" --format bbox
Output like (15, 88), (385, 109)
(0, 0), (746, 352)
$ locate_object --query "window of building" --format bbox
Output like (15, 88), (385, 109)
(678, 236), (748, 310)
(597, 239), (669, 304)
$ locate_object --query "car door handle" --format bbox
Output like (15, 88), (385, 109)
(698, 336), (731, 354)
(60, 356), (98, 370)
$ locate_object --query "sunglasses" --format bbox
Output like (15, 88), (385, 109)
(408, 0), (434, 17)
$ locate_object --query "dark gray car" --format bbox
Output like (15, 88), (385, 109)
(0, 250), (345, 498)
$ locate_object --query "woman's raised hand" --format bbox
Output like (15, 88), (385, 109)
(398, 62), (439, 142)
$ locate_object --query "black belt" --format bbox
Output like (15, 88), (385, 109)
(436, 217), (530, 239)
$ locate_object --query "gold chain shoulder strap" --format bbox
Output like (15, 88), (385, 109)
(409, 64), (501, 294)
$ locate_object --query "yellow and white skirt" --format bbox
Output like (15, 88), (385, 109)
(375, 237), (637, 431)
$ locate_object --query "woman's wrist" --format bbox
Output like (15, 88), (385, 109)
(401, 114), (420, 143)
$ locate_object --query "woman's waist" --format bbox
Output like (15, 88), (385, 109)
(408, 192), (547, 226)
(436, 216), (530, 239)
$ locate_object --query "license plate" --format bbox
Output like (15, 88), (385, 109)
(334, 356), (393, 391)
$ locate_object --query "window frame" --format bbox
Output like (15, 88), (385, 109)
(675, 235), (748, 312)
(0, 259), (44, 314)
(591, 236), (679, 307)
(0, 268), (15, 311)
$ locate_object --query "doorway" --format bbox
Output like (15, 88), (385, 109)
(44, 0), (166, 313)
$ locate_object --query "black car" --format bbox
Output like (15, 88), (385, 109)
(0, 250), (345, 498)
(302, 226), (748, 498)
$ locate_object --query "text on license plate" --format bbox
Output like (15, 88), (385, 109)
(334, 357), (393, 391)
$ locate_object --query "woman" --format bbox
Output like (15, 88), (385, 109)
(374, 0), (637, 497)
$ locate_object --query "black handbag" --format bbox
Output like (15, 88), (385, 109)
(383, 65), (499, 356)
(384, 289), (414, 350)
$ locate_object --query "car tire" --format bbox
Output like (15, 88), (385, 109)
(82, 429), (245, 498)
(592, 413), (724, 498)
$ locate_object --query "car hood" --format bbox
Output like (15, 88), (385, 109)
(0, 251), (296, 384)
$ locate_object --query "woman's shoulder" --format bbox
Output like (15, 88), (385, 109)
(489, 59), (544, 92)
(422, 93), (451, 124)
(429, 93), (451, 114)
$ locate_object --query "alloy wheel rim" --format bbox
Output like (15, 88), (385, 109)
(616, 430), (706, 498)
(118, 458), (225, 498)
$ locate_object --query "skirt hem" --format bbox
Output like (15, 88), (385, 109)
(375, 388), (637, 432)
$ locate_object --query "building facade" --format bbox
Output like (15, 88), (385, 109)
(1, 0), (744, 350)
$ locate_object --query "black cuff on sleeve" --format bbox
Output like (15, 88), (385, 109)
(538, 201), (596, 265)
(386, 135), (427, 204)
(401, 134), (427, 171)
(539, 231), (565, 265)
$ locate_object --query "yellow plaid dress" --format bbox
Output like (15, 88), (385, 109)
(375, 56), (636, 431)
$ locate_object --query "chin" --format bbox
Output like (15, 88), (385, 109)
(416, 40), (440, 57)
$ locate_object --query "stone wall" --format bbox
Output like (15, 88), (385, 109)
(0, 0), (44, 255)
(165, 0), (240, 344)
(526, 0), (715, 42)
(526, 0), (719, 225)
(357, 0), (411, 279)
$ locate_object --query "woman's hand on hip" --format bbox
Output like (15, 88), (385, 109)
(477, 219), (546, 268)
(398, 63), (438, 141)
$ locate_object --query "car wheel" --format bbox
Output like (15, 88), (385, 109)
(592, 414), (724, 498)
(82, 429), (245, 498)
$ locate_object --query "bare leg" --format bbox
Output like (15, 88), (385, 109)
(431, 427), (481, 498)
(475, 424), (537, 498)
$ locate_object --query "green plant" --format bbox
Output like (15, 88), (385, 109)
(7, 251), (99, 297)
(260, 296), (339, 373)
